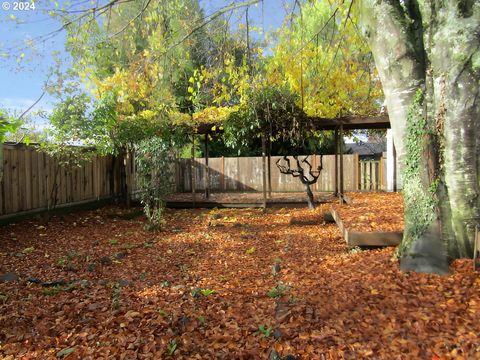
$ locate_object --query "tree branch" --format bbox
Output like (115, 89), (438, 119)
(166, 0), (260, 54)
(107, 0), (153, 39)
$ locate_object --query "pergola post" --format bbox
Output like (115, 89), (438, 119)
(191, 134), (196, 207)
(261, 135), (267, 209)
(334, 128), (339, 196)
(204, 133), (210, 199)
(339, 124), (344, 204)
(267, 136), (272, 198)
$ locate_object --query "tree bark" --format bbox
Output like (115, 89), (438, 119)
(305, 183), (315, 209)
(426, 1), (480, 259)
(360, 0), (426, 189)
(359, 0), (480, 273)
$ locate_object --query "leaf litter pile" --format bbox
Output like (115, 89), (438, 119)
(332, 192), (404, 232)
(0, 204), (479, 359)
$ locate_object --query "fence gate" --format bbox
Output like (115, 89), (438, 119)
(358, 159), (385, 190)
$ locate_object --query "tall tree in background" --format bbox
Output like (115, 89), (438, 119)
(359, 1), (479, 273)
(269, 0), (383, 118)
(51, 0), (230, 201)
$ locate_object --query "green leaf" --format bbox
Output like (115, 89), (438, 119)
(22, 246), (35, 254)
(245, 246), (255, 255)
(56, 347), (76, 357)
(199, 288), (215, 296)
(167, 340), (177, 356)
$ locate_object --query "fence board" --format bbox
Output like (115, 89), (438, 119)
(11, 148), (19, 212)
(24, 148), (32, 210)
(4, 149), (12, 214)
(84, 163), (90, 200)
(37, 151), (46, 209)
(359, 160), (382, 191)
(18, 148), (26, 211)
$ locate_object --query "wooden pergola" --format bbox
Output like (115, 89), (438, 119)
(188, 114), (391, 207)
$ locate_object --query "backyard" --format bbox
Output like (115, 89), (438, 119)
(1, 193), (479, 359)
(0, 0), (479, 358)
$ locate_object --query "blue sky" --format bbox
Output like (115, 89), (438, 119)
(0, 0), (289, 124)
(0, 1), (67, 117)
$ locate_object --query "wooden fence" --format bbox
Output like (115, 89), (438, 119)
(176, 154), (386, 193)
(0, 144), (386, 217)
(358, 159), (386, 191)
(0, 144), (134, 217)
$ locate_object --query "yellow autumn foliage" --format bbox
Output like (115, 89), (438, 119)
(192, 106), (239, 124)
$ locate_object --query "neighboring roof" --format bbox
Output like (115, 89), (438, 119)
(345, 141), (386, 156)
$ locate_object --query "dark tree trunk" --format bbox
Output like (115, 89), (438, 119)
(305, 183), (315, 209)
(111, 147), (128, 205)
(276, 155), (323, 210)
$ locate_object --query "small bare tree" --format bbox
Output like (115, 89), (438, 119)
(276, 155), (323, 209)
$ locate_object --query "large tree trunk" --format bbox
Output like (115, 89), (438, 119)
(426, 1), (480, 260)
(359, 0), (480, 274)
(360, 0), (426, 189)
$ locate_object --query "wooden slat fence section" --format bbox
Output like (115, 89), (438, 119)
(1, 144), (390, 217)
(0, 144), (123, 216)
(358, 159), (386, 191)
(176, 154), (365, 193)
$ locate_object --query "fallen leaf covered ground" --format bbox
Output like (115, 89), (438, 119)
(0, 203), (479, 359)
(167, 192), (335, 204)
(332, 192), (404, 232)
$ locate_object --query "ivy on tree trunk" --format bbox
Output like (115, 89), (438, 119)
(360, 0), (480, 274)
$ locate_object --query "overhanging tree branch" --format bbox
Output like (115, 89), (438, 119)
(165, 0), (260, 53)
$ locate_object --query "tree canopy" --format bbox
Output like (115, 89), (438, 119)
(27, 0), (382, 157)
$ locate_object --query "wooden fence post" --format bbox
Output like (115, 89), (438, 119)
(205, 133), (210, 199)
(261, 135), (267, 209)
(267, 138), (272, 198)
(355, 153), (359, 191)
(339, 124), (344, 203)
(334, 128), (338, 195)
(126, 150), (132, 207)
(191, 134), (196, 206)
(380, 155), (386, 190)
(221, 156), (225, 192)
